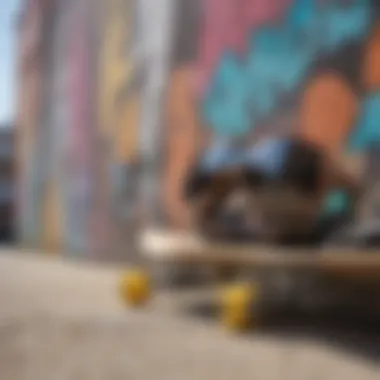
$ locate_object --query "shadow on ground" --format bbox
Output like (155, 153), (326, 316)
(186, 300), (380, 363)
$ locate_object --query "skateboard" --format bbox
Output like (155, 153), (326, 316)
(139, 228), (380, 274)
(130, 228), (380, 331)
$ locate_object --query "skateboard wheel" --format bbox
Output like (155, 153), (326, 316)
(220, 282), (259, 332)
(119, 269), (151, 307)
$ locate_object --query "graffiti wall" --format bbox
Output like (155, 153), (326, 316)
(16, 0), (46, 245)
(163, 0), (209, 228)
(96, 0), (142, 258)
(64, 0), (95, 254)
(197, 0), (378, 144)
(138, 0), (176, 227)
(17, 0), (380, 257)
(163, 0), (380, 227)
(41, 0), (70, 252)
(17, 0), (145, 257)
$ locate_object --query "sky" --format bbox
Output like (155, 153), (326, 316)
(0, 0), (20, 125)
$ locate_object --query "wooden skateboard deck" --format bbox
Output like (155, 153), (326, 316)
(139, 228), (380, 275)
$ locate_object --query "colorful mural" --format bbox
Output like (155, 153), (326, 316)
(16, 0), (380, 256)
(64, 0), (94, 254)
(16, 0), (46, 245)
(162, 0), (204, 228)
(42, 179), (62, 253)
(202, 0), (380, 153)
(162, 0), (380, 227)
(40, 0), (77, 252)
(96, 0), (141, 256)
(98, 0), (141, 163)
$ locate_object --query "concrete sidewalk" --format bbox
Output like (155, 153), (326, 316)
(0, 249), (378, 380)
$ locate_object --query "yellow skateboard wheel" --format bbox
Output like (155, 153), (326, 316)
(119, 269), (151, 307)
(220, 282), (259, 332)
